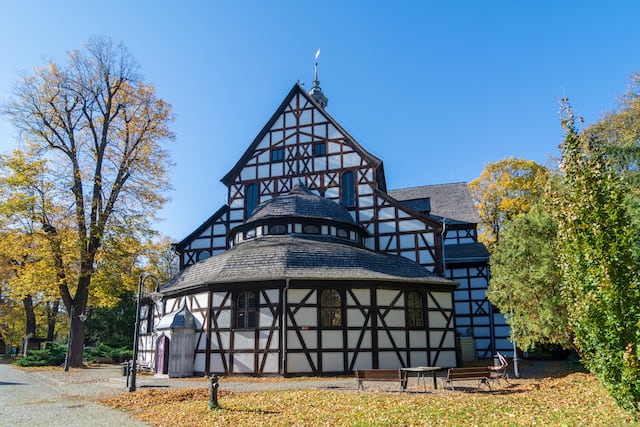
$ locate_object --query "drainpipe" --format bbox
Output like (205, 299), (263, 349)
(441, 220), (447, 274)
(281, 279), (290, 375)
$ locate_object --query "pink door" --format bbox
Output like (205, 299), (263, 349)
(155, 335), (170, 374)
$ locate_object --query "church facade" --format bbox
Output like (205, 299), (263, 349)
(139, 82), (510, 376)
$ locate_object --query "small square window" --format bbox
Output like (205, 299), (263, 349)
(271, 148), (284, 162)
(313, 143), (326, 156)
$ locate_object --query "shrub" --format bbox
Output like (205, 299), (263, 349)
(14, 342), (67, 367)
(85, 342), (133, 363)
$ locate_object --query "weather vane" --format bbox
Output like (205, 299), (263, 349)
(310, 48), (328, 108)
(314, 49), (320, 85)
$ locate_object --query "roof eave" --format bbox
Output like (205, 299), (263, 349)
(160, 276), (458, 296)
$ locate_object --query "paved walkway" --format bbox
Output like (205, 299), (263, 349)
(0, 362), (361, 426)
(0, 362), (148, 426)
(1, 359), (554, 426)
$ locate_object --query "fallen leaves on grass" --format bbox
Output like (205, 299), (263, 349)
(102, 373), (639, 426)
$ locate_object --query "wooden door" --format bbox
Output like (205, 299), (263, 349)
(155, 334), (170, 374)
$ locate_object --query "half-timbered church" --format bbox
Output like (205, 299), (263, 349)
(139, 77), (510, 377)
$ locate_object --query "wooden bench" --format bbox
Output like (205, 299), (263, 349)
(441, 367), (492, 390)
(355, 369), (407, 392)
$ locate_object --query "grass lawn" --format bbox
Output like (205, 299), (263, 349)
(102, 368), (639, 426)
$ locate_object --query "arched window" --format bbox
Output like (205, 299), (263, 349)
(320, 289), (342, 327)
(236, 291), (257, 329)
(341, 171), (355, 208)
(406, 291), (424, 327)
(197, 250), (211, 261)
(245, 183), (259, 217)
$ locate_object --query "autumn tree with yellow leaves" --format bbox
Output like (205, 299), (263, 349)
(468, 157), (549, 251)
(1, 37), (174, 366)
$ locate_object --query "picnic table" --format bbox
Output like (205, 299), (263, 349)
(400, 366), (442, 391)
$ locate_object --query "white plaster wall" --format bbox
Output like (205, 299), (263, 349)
(294, 307), (316, 327)
(322, 352), (344, 372)
(258, 330), (278, 349)
(378, 352), (401, 368)
(347, 330), (371, 348)
(216, 309), (231, 329)
(234, 331), (254, 350)
(287, 330), (316, 350)
(209, 353), (228, 373)
(428, 311), (449, 328)
(349, 351), (373, 370)
(287, 353), (315, 373)
(233, 353), (255, 373)
(194, 353), (206, 372)
(262, 353), (279, 373)
(378, 330), (406, 349)
(288, 289), (313, 304)
(321, 331), (342, 349)
(348, 289), (370, 305)
(410, 351), (428, 367)
(346, 308), (366, 327)
(434, 350), (456, 368)
(211, 331), (230, 350)
(409, 331), (427, 348)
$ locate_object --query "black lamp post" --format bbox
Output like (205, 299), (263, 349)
(127, 273), (160, 392)
(508, 294), (521, 379)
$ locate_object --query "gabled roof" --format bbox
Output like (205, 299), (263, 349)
(374, 188), (443, 230)
(388, 183), (480, 224)
(161, 234), (455, 294)
(248, 182), (355, 225)
(220, 83), (386, 191)
(174, 205), (229, 252)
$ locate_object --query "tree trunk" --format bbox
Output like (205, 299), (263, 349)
(68, 314), (86, 367)
(46, 300), (60, 342)
(22, 295), (37, 337)
(66, 273), (91, 368)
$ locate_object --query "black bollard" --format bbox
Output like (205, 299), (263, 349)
(209, 374), (220, 410)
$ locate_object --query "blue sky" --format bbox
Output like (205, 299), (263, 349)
(1, 1), (639, 241)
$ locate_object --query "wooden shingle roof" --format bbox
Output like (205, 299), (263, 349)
(249, 182), (355, 225)
(388, 183), (480, 224)
(161, 235), (455, 294)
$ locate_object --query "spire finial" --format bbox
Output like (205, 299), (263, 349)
(309, 48), (328, 108)
(314, 48), (320, 84)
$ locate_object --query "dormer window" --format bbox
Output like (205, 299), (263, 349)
(271, 148), (284, 162)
